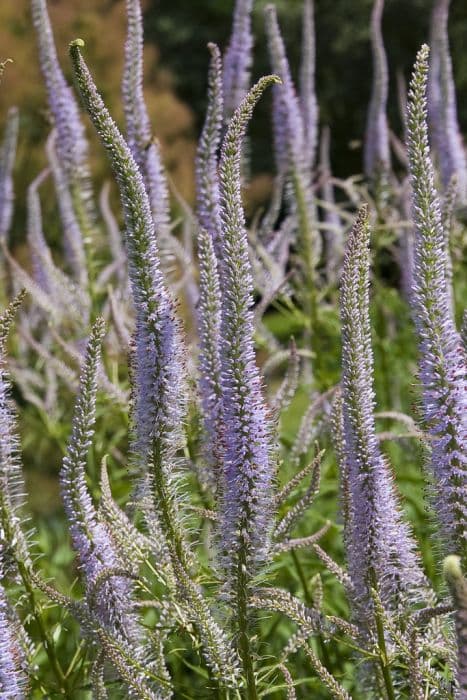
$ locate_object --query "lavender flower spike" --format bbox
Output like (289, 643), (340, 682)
(265, 5), (306, 176)
(265, 5), (320, 345)
(299, 0), (319, 171)
(122, 0), (170, 238)
(340, 206), (427, 624)
(218, 74), (279, 693)
(195, 43), (224, 258)
(0, 294), (31, 573)
(218, 75), (279, 587)
(0, 107), (19, 241)
(46, 132), (88, 289)
(69, 40), (184, 471)
(69, 43), (238, 683)
(363, 0), (391, 181)
(319, 125), (342, 283)
(196, 226), (224, 493)
(407, 45), (467, 562)
(222, 0), (254, 121)
(0, 559), (28, 699)
(428, 0), (467, 201)
(31, 0), (94, 234)
(61, 318), (136, 640)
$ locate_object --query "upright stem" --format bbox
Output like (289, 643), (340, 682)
(370, 571), (396, 700)
(16, 559), (69, 693)
(237, 534), (258, 700)
(291, 549), (332, 671)
(293, 171), (318, 383)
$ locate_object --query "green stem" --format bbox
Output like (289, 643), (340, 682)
(237, 541), (258, 700)
(370, 575), (396, 700)
(293, 170), (318, 384)
(17, 559), (69, 693)
(290, 549), (332, 671)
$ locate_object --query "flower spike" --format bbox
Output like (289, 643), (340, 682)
(122, 0), (170, 237)
(0, 558), (29, 699)
(299, 0), (318, 171)
(339, 206), (428, 624)
(218, 74), (279, 592)
(222, 0), (254, 121)
(407, 44), (467, 562)
(61, 318), (137, 639)
(196, 226), (224, 493)
(428, 0), (467, 201)
(31, 0), (94, 240)
(196, 43), (224, 258)
(0, 107), (19, 242)
(363, 0), (391, 181)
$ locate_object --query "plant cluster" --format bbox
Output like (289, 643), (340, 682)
(0, 0), (466, 698)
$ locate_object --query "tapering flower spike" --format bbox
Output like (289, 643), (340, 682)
(196, 226), (224, 493)
(218, 74), (279, 588)
(61, 318), (137, 639)
(69, 43), (238, 684)
(407, 45), (467, 562)
(339, 206), (427, 624)
(428, 0), (467, 201)
(444, 555), (467, 694)
(46, 132), (88, 288)
(196, 43), (224, 258)
(363, 0), (391, 181)
(31, 0), (94, 236)
(26, 169), (55, 294)
(25, 168), (89, 323)
(265, 5), (306, 176)
(222, 0), (254, 122)
(217, 73), (279, 693)
(319, 125), (342, 282)
(0, 107), (19, 241)
(299, 0), (318, 171)
(69, 39), (184, 470)
(122, 0), (170, 237)
(0, 292), (31, 573)
(265, 4), (320, 358)
(0, 558), (28, 699)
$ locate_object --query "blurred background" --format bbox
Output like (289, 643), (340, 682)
(2, 0), (467, 246)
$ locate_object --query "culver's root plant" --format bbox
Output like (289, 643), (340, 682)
(0, 0), (466, 697)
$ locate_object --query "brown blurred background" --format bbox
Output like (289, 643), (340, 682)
(2, 0), (467, 245)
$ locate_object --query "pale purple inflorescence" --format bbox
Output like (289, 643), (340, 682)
(265, 5), (307, 178)
(0, 562), (28, 699)
(363, 0), (390, 180)
(31, 0), (90, 284)
(61, 319), (137, 639)
(46, 132), (88, 288)
(339, 207), (427, 622)
(122, 0), (170, 237)
(69, 42), (184, 469)
(319, 125), (343, 282)
(31, 0), (90, 190)
(222, 0), (254, 121)
(196, 43), (224, 259)
(299, 0), (319, 171)
(196, 226), (224, 492)
(218, 76), (279, 579)
(0, 107), (19, 242)
(407, 45), (467, 561)
(0, 298), (30, 572)
(428, 0), (467, 201)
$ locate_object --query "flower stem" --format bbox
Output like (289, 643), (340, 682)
(370, 571), (396, 700)
(237, 537), (258, 700)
